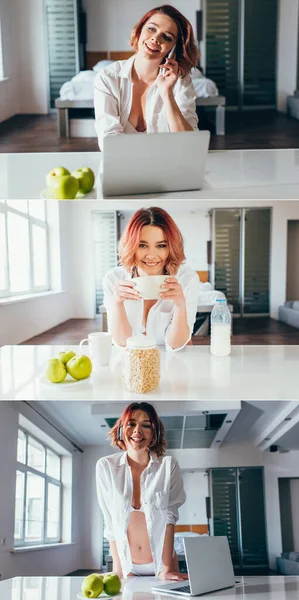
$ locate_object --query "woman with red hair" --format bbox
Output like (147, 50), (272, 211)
(94, 5), (199, 148)
(96, 402), (187, 579)
(102, 207), (199, 350)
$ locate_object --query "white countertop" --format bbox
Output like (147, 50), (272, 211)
(1, 148), (299, 200)
(1, 344), (298, 401)
(2, 575), (299, 600)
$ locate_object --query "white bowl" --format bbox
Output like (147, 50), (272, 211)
(132, 275), (168, 300)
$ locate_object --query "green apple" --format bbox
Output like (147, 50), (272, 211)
(46, 166), (70, 189)
(45, 358), (67, 383)
(103, 573), (121, 596)
(57, 350), (76, 364)
(72, 167), (95, 194)
(82, 573), (104, 598)
(51, 175), (79, 200)
(66, 354), (92, 380)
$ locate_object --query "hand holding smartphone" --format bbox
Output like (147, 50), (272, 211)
(160, 45), (176, 77)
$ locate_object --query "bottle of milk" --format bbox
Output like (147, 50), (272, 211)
(210, 298), (231, 357)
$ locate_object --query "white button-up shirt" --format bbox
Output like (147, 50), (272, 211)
(96, 451), (185, 578)
(94, 55), (198, 148)
(102, 264), (200, 351)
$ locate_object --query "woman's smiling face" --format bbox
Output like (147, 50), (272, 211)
(124, 410), (154, 451)
(138, 12), (178, 61)
(135, 225), (169, 276)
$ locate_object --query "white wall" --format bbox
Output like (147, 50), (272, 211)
(12, 0), (48, 114)
(0, 402), (83, 581)
(179, 471), (208, 525)
(277, 0), (299, 112)
(79, 445), (118, 569)
(290, 479), (299, 550)
(0, 0), (18, 121)
(270, 201), (299, 318)
(0, 203), (73, 346)
(83, 0), (200, 52)
(0, 0), (48, 122)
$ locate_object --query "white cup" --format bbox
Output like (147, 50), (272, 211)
(132, 275), (168, 300)
(79, 332), (112, 366)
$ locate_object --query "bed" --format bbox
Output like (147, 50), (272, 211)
(55, 51), (225, 137)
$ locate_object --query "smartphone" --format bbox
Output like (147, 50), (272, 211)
(160, 44), (176, 77)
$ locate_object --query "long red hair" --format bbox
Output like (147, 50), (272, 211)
(118, 207), (186, 275)
(129, 5), (199, 77)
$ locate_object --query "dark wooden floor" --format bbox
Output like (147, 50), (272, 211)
(22, 317), (299, 346)
(1, 110), (299, 153)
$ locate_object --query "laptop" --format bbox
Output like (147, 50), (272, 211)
(151, 536), (236, 597)
(102, 130), (210, 197)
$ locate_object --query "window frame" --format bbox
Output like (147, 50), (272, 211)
(0, 200), (50, 298)
(14, 427), (62, 547)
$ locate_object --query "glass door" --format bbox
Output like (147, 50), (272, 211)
(205, 0), (278, 108)
(211, 467), (268, 568)
(213, 209), (241, 314)
(212, 208), (270, 316)
(243, 0), (278, 107)
(45, 0), (80, 108)
(243, 208), (271, 315)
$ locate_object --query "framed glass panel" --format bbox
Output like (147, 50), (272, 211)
(25, 473), (44, 542)
(32, 225), (48, 288)
(14, 471), (25, 540)
(243, 209), (270, 314)
(7, 213), (30, 293)
(46, 449), (60, 480)
(214, 210), (241, 313)
(28, 436), (45, 473)
(47, 482), (60, 539)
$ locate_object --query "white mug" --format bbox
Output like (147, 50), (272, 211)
(132, 275), (168, 300)
(80, 332), (112, 366)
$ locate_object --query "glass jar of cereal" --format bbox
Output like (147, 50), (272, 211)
(123, 335), (160, 393)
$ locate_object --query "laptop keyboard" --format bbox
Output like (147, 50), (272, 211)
(173, 585), (191, 594)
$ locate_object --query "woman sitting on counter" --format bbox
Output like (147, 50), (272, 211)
(94, 4), (199, 148)
(102, 207), (200, 351)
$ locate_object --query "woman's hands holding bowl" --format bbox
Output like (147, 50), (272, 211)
(114, 280), (142, 304)
(157, 58), (179, 99)
(159, 277), (186, 307)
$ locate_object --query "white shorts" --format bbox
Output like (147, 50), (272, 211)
(131, 562), (155, 576)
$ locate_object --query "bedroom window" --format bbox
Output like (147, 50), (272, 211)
(0, 200), (50, 299)
(14, 428), (62, 546)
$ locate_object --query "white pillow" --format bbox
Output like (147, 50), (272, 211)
(93, 60), (114, 72)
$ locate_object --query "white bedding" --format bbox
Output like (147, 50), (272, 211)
(59, 61), (218, 101)
(198, 282), (226, 306)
